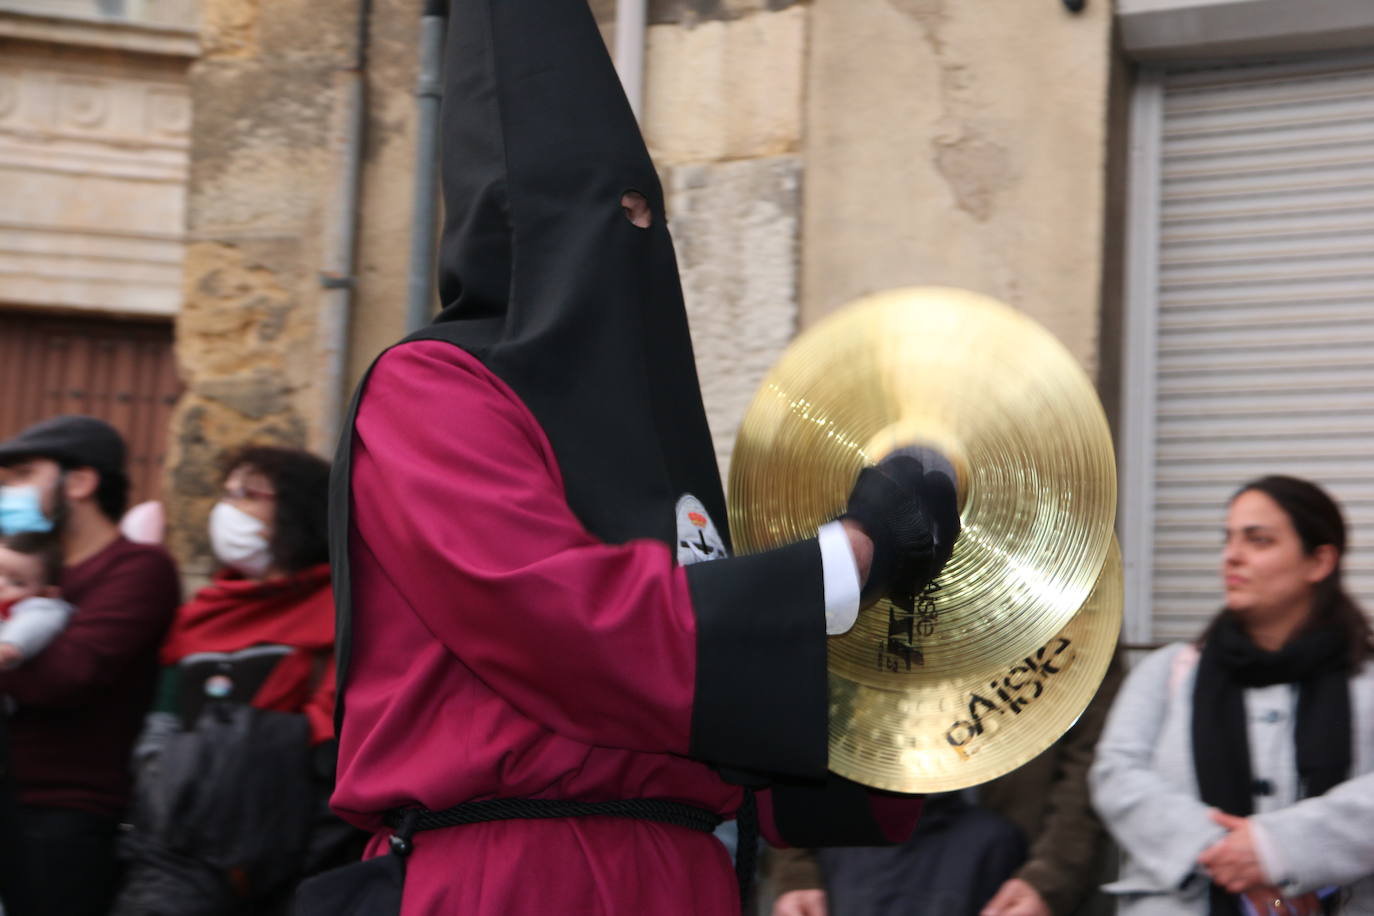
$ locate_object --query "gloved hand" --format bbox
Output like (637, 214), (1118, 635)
(841, 448), (960, 608)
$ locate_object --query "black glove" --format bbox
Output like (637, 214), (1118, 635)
(842, 450), (961, 608)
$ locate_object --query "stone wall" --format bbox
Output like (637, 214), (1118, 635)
(165, 0), (420, 575)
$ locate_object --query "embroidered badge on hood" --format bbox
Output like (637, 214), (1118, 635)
(676, 494), (727, 566)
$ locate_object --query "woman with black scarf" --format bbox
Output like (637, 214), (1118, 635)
(1090, 475), (1374, 916)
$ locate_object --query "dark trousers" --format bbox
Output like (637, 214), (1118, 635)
(8, 805), (120, 916)
(816, 793), (1027, 916)
(0, 724), (24, 915)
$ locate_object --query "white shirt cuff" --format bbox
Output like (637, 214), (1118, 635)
(1249, 819), (1287, 891)
(818, 520), (862, 635)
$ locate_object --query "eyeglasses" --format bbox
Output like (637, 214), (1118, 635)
(222, 485), (277, 503)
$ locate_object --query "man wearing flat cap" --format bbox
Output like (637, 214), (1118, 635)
(0, 415), (180, 916)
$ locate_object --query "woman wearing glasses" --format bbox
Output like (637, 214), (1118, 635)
(113, 446), (359, 915)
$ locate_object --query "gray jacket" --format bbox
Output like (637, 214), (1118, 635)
(1252, 769), (1374, 897)
(1089, 642), (1374, 916)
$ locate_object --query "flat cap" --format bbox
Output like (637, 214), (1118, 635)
(0, 415), (127, 475)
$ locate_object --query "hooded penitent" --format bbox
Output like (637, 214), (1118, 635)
(319, 8), (926, 916)
(330, 0), (831, 778)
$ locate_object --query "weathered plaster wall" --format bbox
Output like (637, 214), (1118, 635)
(802, 0), (1114, 372)
(645, 2), (808, 476)
(166, 0), (420, 575)
(666, 156), (802, 477)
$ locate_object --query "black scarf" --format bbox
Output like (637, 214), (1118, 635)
(1192, 613), (1352, 915)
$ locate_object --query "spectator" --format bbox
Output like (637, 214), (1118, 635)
(779, 792), (1027, 915)
(112, 445), (359, 915)
(0, 415), (181, 916)
(1091, 475), (1374, 914)
(770, 653), (1124, 916)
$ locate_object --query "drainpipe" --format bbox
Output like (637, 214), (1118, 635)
(405, 0), (448, 332)
(315, 0), (372, 455)
(614, 0), (646, 121)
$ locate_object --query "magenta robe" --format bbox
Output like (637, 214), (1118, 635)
(333, 340), (915, 914)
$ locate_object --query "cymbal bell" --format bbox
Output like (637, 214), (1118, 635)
(827, 539), (1122, 792)
(728, 287), (1117, 677)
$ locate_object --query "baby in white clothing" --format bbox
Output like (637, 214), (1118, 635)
(0, 533), (74, 669)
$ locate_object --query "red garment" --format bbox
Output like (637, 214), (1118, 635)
(162, 565), (337, 744)
(336, 342), (916, 916)
(0, 537), (180, 816)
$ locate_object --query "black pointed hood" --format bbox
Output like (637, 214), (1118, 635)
(427, 0), (728, 550)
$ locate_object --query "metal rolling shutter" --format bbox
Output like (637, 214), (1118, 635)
(1146, 51), (1374, 643)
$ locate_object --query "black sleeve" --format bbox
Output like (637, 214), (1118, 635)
(685, 537), (828, 781)
(770, 771), (911, 847)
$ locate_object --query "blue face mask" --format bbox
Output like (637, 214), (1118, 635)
(0, 486), (54, 535)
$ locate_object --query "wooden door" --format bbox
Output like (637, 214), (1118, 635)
(0, 309), (182, 506)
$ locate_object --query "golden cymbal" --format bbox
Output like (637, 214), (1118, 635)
(827, 539), (1122, 792)
(728, 286), (1116, 680)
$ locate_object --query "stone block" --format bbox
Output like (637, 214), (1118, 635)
(257, 0), (358, 66)
(194, 368), (292, 420)
(200, 0), (358, 63)
(180, 241), (302, 372)
(650, 0), (802, 25)
(665, 154), (802, 478)
(200, 0), (262, 59)
(802, 0), (1114, 371)
(186, 59), (335, 236)
(644, 5), (805, 166)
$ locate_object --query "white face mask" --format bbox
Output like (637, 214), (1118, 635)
(208, 501), (273, 578)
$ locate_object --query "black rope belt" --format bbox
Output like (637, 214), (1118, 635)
(382, 797), (721, 849)
(381, 794), (757, 909)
